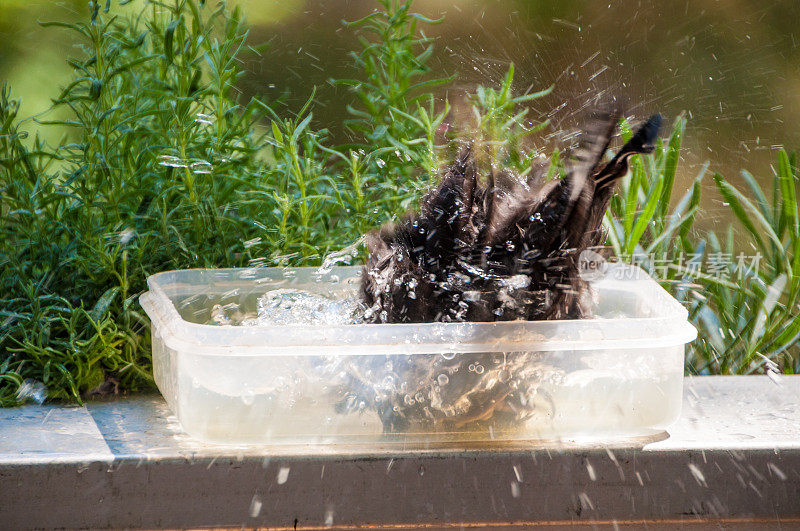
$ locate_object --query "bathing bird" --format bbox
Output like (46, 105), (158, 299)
(360, 110), (662, 324)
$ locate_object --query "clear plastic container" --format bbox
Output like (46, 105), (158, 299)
(139, 263), (696, 445)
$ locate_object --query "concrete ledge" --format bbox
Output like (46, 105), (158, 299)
(1, 376), (799, 529)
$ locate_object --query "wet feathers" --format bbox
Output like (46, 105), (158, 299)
(361, 111), (662, 323)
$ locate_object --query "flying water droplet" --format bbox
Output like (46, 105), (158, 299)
(502, 274), (530, 290)
(277, 466), (290, 485)
(249, 495), (262, 517)
(688, 463), (706, 486)
(316, 236), (365, 276)
(242, 389), (255, 406)
(15, 379), (47, 405)
(586, 461), (596, 481)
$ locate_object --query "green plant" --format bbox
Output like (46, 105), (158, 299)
(336, 0), (453, 214)
(0, 0), (467, 405)
(0, 0), (355, 405)
(603, 115), (799, 374)
(603, 115), (703, 278)
(338, 1), (450, 155)
(684, 152), (800, 374)
(466, 63), (552, 175)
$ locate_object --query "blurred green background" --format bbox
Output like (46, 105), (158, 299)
(2, 0), (799, 221)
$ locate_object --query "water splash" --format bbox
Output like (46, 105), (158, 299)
(158, 155), (188, 168)
(243, 237), (262, 249)
(157, 154), (213, 174)
(190, 160), (213, 174)
(757, 353), (782, 386)
(316, 236), (365, 276)
(195, 112), (215, 125)
(118, 228), (135, 245)
(243, 289), (364, 326)
(16, 379), (47, 404)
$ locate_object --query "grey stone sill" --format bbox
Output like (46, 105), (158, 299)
(1, 375), (799, 529)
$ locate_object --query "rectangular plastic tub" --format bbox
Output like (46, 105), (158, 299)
(139, 263), (696, 445)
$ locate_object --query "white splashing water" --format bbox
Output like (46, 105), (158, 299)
(243, 289), (363, 326)
(195, 112), (215, 125)
(16, 379), (47, 405)
(757, 353), (782, 386)
(502, 274), (531, 290)
(316, 236), (365, 276)
(157, 154), (213, 174)
(118, 228), (135, 245)
(158, 155), (188, 168)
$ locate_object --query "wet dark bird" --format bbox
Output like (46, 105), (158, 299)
(342, 110), (661, 433)
(361, 110), (662, 324)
